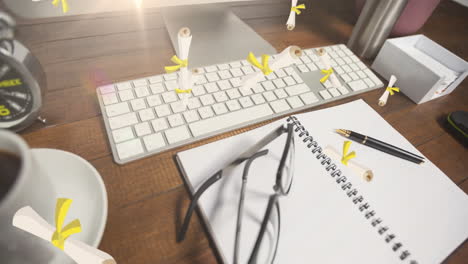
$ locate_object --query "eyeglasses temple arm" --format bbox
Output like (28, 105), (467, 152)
(248, 194), (280, 264)
(234, 149), (269, 264)
(177, 169), (223, 242)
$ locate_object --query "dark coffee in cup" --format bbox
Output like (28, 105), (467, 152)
(0, 150), (21, 201)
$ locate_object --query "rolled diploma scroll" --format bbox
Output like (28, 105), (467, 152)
(378, 75), (397, 106)
(177, 27), (193, 92)
(286, 0), (298, 31)
(317, 48), (341, 88)
(323, 145), (374, 182)
(241, 45), (302, 90)
(13, 206), (116, 264)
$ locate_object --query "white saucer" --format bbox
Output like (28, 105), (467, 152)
(31, 148), (108, 264)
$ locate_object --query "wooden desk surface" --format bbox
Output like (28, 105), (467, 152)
(8, 0), (467, 263)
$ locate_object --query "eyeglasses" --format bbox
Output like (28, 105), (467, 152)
(178, 123), (295, 264)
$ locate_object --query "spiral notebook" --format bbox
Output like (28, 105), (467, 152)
(176, 99), (468, 264)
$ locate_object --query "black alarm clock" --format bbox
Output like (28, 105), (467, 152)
(0, 12), (46, 131)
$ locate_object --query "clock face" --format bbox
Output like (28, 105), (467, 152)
(0, 63), (34, 123)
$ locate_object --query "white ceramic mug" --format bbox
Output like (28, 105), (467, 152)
(0, 129), (57, 263)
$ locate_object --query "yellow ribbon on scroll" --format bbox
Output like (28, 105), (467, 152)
(175, 88), (192, 94)
(386, 87), (400, 96)
(291, 4), (306, 15)
(341, 141), (356, 166)
(320, 68), (333, 83)
(51, 198), (82, 250)
(247, 52), (273, 75)
(52, 0), (69, 13)
(165, 55), (189, 73)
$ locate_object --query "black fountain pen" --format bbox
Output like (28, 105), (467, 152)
(336, 129), (425, 164)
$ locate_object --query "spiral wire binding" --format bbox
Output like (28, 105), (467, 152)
(286, 116), (418, 263)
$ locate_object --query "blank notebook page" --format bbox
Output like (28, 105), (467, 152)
(176, 99), (468, 264)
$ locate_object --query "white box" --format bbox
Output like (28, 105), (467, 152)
(372, 35), (468, 104)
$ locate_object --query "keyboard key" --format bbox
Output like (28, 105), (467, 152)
(131, 98), (147, 111)
(148, 76), (163, 83)
(164, 73), (178, 81)
(168, 113), (184, 127)
(200, 94), (215, 105)
(356, 71), (367, 79)
(284, 67), (295, 75)
(217, 64), (229, 70)
(297, 64), (309, 73)
(133, 79), (147, 87)
(119, 90), (135, 101)
(240, 87), (253, 96)
(230, 68), (244, 77)
(274, 88), (287, 99)
(106, 102), (130, 117)
(251, 94), (266, 105)
(300, 92), (319, 104)
(285, 83), (310, 96)
(102, 93), (118, 105)
(99, 85), (116, 94)
(134, 122), (152, 137)
(239, 97), (254, 108)
(328, 88), (341, 97)
(226, 88), (241, 99)
(357, 61), (367, 70)
(266, 72), (277, 80)
(183, 110), (200, 123)
(134, 86), (150, 98)
(143, 133), (166, 151)
(301, 56), (312, 64)
(342, 65), (352, 73)
(261, 81), (275, 91)
(165, 80), (178, 91)
(162, 91), (178, 103)
(263, 91), (277, 102)
(151, 118), (169, 132)
(165, 125), (192, 144)
(194, 75), (207, 85)
(116, 82), (132, 91)
(170, 101), (187, 113)
(363, 78), (375, 87)
(155, 104), (171, 117)
(291, 73), (304, 84)
(273, 79), (286, 88)
(109, 112), (138, 130)
(319, 90), (332, 100)
(217, 80), (232, 90)
(276, 69), (287, 78)
(283, 76), (295, 86)
(116, 138), (144, 160)
(337, 50), (346, 57)
(150, 83), (165, 94)
(187, 97), (201, 109)
(229, 61), (242, 68)
(205, 65), (217, 72)
(189, 104), (274, 137)
(335, 58), (345, 65)
(364, 69), (383, 86)
(112, 127), (134, 143)
(348, 80), (368, 91)
(338, 86), (349, 95)
(334, 66), (344, 75)
(343, 57), (353, 64)
(192, 85), (206, 96)
(322, 80), (333, 89)
(226, 99), (241, 111)
(146, 95), (162, 107)
(349, 72), (359, 80)
(206, 72), (220, 82)
(350, 63), (360, 71)
(287, 96), (304, 108)
(139, 108), (155, 121)
(270, 99), (291, 113)
(252, 84), (265, 94)
(213, 103), (228, 115)
(218, 70), (232, 80)
(341, 74), (352, 83)
(306, 63), (318, 71)
(241, 66), (255, 75)
(198, 106), (215, 119)
(230, 77), (242, 87)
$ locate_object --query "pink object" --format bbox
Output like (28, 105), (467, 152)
(355, 0), (441, 37)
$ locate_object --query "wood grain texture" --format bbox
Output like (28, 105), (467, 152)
(11, 0), (468, 263)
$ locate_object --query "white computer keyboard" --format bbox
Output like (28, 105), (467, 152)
(97, 44), (384, 164)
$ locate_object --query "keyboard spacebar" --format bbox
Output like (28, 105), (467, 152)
(189, 104), (274, 137)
